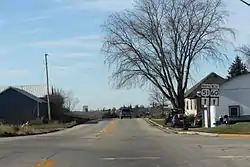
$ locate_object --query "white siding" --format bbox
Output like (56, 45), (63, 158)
(185, 98), (197, 115)
(216, 74), (250, 118)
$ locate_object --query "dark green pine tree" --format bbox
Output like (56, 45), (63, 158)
(227, 56), (248, 79)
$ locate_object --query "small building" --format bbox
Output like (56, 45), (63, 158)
(184, 72), (226, 116)
(0, 87), (48, 124)
(216, 73), (250, 119)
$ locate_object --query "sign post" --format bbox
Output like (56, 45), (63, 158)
(201, 84), (219, 128)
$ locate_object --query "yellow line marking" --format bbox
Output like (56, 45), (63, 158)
(44, 160), (56, 167)
(98, 120), (116, 137)
(33, 160), (47, 167)
(33, 160), (56, 167)
(219, 134), (250, 137)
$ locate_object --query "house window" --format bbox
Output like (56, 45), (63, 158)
(229, 105), (240, 117)
(186, 100), (189, 110)
(190, 100), (192, 110)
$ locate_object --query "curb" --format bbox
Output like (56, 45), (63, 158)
(176, 131), (219, 137)
(144, 118), (177, 134)
(146, 118), (164, 128)
(144, 118), (219, 137)
(145, 119), (250, 137)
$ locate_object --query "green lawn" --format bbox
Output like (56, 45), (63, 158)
(196, 123), (250, 134)
(0, 121), (77, 136)
(151, 119), (165, 126)
(30, 122), (76, 129)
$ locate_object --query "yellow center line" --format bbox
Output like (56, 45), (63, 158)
(33, 160), (56, 167)
(33, 160), (47, 167)
(44, 160), (56, 167)
(96, 120), (116, 137)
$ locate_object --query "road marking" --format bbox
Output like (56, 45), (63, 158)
(219, 134), (250, 137)
(33, 160), (56, 167)
(218, 156), (250, 159)
(33, 160), (47, 167)
(44, 160), (56, 167)
(102, 157), (161, 160)
(97, 120), (116, 137)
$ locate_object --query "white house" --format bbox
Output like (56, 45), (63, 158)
(184, 72), (226, 116)
(216, 73), (250, 118)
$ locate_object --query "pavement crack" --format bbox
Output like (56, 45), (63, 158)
(43, 151), (59, 160)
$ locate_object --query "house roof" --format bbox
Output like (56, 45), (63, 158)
(0, 86), (46, 103)
(0, 84), (50, 98)
(184, 72), (226, 98)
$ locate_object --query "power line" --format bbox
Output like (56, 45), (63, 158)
(240, 0), (250, 6)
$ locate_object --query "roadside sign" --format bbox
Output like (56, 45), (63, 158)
(201, 89), (210, 97)
(211, 98), (219, 106)
(200, 84), (220, 106)
(201, 84), (219, 89)
(210, 89), (219, 97)
(201, 97), (209, 106)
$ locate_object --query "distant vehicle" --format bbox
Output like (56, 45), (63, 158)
(120, 108), (132, 119)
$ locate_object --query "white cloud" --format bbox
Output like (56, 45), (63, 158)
(63, 52), (89, 58)
(21, 16), (50, 23)
(226, 0), (250, 45)
(5, 69), (28, 77)
(51, 65), (70, 71)
(27, 35), (102, 47)
(22, 28), (41, 35)
(0, 48), (10, 57)
(0, 19), (5, 25)
(56, 0), (134, 12)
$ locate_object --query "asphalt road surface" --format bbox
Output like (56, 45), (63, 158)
(0, 119), (249, 167)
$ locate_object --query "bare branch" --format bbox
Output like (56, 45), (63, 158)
(64, 90), (80, 111)
(149, 86), (168, 106)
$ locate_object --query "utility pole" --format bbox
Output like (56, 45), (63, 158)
(45, 53), (51, 121)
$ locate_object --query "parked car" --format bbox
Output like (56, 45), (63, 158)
(194, 112), (202, 127)
(120, 108), (132, 119)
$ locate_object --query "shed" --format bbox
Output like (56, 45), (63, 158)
(0, 86), (48, 124)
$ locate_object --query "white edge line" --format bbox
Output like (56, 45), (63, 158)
(102, 157), (161, 160)
(218, 156), (250, 159)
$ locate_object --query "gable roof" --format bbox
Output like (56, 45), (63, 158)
(0, 84), (50, 97)
(0, 86), (46, 103)
(185, 72), (226, 98)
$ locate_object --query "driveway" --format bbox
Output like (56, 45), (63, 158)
(0, 119), (248, 167)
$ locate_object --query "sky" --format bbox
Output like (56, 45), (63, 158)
(0, 0), (249, 110)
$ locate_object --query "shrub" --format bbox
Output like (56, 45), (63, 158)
(29, 120), (43, 125)
(12, 125), (20, 132)
(187, 115), (195, 123)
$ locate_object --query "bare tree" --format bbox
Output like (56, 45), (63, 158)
(239, 45), (250, 57)
(64, 90), (80, 111)
(102, 0), (234, 111)
(149, 86), (168, 107)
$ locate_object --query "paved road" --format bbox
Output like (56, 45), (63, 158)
(0, 119), (249, 167)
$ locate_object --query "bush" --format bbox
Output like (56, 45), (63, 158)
(29, 120), (43, 125)
(187, 115), (195, 124)
(102, 111), (118, 118)
(12, 125), (20, 132)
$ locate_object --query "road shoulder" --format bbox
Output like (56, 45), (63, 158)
(144, 118), (250, 138)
